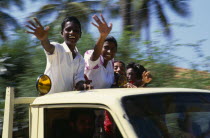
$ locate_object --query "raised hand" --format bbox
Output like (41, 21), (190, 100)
(91, 14), (112, 38)
(142, 71), (152, 84)
(25, 18), (50, 41)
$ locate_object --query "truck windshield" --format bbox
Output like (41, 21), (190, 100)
(122, 93), (210, 138)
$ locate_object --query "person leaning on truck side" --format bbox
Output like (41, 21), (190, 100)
(25, 16), (92, 94)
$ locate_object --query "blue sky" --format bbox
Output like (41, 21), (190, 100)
(164, 0), (210, 70)
(9, 0), (210, 71)
(88, 0), (210, 71)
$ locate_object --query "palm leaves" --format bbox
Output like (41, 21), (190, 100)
(0, 9), (20, 41)
(121, 0), (190, 38)
(0, 0), (26, 41)
(154, 0), (170, 36)
(165, 0), (190, 17)
(0, 0), (93, 41)
(29, 1), (92, 32)
(0, 0), (24, 9)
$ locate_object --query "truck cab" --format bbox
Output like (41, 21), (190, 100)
(3, 86), (210, 138)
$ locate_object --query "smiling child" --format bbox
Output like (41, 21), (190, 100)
(84, 14), (117, 89)
(26, 16), (92, 93)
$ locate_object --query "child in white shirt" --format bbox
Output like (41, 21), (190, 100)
(84, 14), (117, 89)
(26, 16), (92, 93)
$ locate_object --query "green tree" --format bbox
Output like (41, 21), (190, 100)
(0, 31), (35, 137)
(120, 0), (190, 38)
(29, 0), (92, 33)
(0, 0), (24, 41)
(0, 31), (32, 98)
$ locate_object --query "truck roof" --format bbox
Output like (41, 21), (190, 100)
(31, 88), (210, 106)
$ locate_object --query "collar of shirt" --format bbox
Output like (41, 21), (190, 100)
(62, 42), (78, 53)
(100, 55), (114, 64)
(100, 55), (114, 73)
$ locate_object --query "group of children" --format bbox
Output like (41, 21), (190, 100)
(114, 61), (152, 88)
(26, 14), (152, 94)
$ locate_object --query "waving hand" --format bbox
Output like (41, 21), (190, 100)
(91, 14), (112, 38)
(26, 18), (50, 41)
(25, 18), (54, 54)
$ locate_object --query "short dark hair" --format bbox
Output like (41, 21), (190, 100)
(105, 36), (118, 49)
(126, 62), (147, 79)
(114, 60), (125, 68)
(61, 16), (81, 33)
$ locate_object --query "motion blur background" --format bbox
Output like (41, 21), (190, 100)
(0, 0), (209, 137)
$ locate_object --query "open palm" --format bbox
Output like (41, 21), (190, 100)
(91, 14), (112, 38)
(26, 18), (49, 41)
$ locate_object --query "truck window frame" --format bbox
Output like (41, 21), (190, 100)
(30, 104), (126, 138)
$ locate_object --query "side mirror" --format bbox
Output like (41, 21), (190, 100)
(36, 74), (51, 95)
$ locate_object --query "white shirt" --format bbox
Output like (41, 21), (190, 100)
(84, 50), (114, 89)
(44, 42), (85, 94)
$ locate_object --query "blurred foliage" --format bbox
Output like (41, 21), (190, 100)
(0, 30), (32, 137)
(0, 0), (209, 137)
(29, 0), (95, 33)
(114, 31), (210, 89)
(0, 31), (31, 98)
(119, 0), (190, 40)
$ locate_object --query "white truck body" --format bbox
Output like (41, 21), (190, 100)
(2, 87), (210, 138)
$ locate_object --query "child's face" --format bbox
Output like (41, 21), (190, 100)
(61, 21), (81, 47)
(126, 68), (137, 83)
(114, 62), (126, 76)
(101, 41), (117, 61)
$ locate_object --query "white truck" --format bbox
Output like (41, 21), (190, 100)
(2, 75), (210, 138)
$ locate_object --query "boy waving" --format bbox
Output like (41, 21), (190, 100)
(26, 16), (92, 93)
